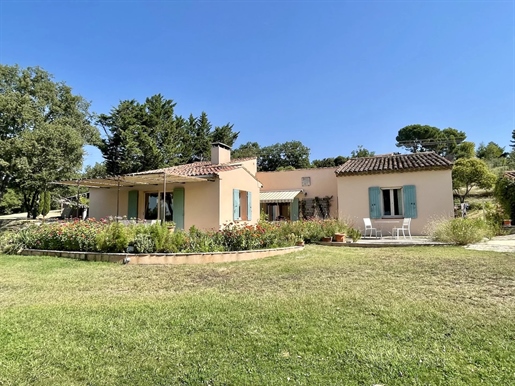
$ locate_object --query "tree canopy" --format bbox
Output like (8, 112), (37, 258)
(395, 124), (466, 156)
(258, 141), (311, 171)
(98, 95), (239, 175)
(452, 158), (496, 203)
(0, 65), (99, 217)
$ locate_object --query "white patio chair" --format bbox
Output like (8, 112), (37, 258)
(363, 218), (382, 238)
(392, 218), (412, 239)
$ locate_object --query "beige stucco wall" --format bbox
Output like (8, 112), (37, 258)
(219, 167), (261, 226)
(234, 158), (258, 175)
(256, 168), (338, 218)
(89, 166), (260, 230)
(337, 169), (454, 235)
(89, 182), (220, 229)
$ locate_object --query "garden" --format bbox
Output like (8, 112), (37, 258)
(0, 217), (363, 255)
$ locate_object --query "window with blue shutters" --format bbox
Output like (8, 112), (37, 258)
(233, 189), (253, 221)
(369, 185), (418, 218)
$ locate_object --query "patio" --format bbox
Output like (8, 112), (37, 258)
(319, 236), (449, 248)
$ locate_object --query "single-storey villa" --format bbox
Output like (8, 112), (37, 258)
(58, 147), (454, 236)
(59, 143), (262, 230)
(335, 152), (454, 235)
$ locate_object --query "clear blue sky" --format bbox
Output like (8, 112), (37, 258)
(1, 1), (513, 167)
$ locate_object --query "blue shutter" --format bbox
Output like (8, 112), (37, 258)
(291, 197), (299, 221)
(127, 190), (138, 219)
(403, 185), (417, 218)
(172, 187), (185, 230)
(233, 189), (240, 220)
(247, 191), (252, 221)
(368, 186), (381, 219)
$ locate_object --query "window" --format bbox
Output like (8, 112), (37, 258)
(368, 185), (417, 219)
(381, 188), (403, 217)
(145, 192), (173, 221)
(233, 189), (252, 221)
(301, 177), (311, 186)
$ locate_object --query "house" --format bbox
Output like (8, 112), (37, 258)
(335, 152), (454, 235)
(256, 168), (338, 220)
(60, 143), (261, 230)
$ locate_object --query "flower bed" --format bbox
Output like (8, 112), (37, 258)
(2, 218), (361, 255)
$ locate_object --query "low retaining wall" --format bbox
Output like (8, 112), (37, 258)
(21, 246), (304, 265)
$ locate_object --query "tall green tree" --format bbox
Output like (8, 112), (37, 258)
(10, 124), (85, 217)
(453, 141), (476, 159)
(210, 123), (239, 148)
(476, 141), (505, 160)
(258, 141), (310, 171)
(452, 158), (496, 203)
(98, 95), (185, 175)
(232, 142), (261, 159)
(395, 124), (466, 156)
(0, 65), (98, 212)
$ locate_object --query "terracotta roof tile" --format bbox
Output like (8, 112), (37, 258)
(504, 171), (515, 181)
(335, 152), (453, 176)
(131, 160), (242, 178)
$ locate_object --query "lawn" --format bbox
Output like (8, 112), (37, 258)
(0, 246), (513, 385)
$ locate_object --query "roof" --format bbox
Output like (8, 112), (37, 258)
(504, 171), (515, 181)
(54, 157), (258, 189)
(133, 161), (239, 178)
(335, 152), (453, 176)
(260, 190), (303, 203)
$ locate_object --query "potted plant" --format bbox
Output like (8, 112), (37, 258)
(334, 233), (346, 243)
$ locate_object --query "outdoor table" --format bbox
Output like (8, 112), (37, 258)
(373, 219), (401, 238)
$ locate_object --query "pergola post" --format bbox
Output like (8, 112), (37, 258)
(116, 177), (120, 221)
(162, 171), (167, 224)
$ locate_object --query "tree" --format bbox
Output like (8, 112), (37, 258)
(98, 95), (185, 175)
(312, 157), (336, 168)
(395, 124), (466, 156)
(83, 163), (107, 179)
(39, 190), (51, 218)
(452, 158), (496, 203)
(0, 65), (99, 214)
(10, 124), (85, 218)
(494, 175), (515, 221)
(395, 124), (441, 153)
(258, 141), (310, 171)
(476, 141), (505, 160)
(510, 129), (515, 150)
(210, 123), (239, 148)
(232, 142), (261, 159)
(350, 145), (375, 158)
(453, 141), (475, 159)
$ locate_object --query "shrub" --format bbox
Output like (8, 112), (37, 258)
(96, 222), (130, 253)
(426, 217), (495, 245)
(133, 233), (155, 254)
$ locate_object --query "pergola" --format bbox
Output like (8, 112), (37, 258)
(53, 171), (211, 222)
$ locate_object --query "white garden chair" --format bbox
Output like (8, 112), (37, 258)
(363, 218), (382, 238)
(392, 218), (412, 239)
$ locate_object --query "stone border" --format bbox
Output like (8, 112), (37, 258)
(21, 246), (304, 265)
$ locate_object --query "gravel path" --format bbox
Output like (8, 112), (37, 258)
(466, 234), (515, 253)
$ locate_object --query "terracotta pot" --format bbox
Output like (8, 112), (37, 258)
(295, 241), (305, 247)
(321, 236), (332, 242)
(334, 233), (346, 243)
(503, 219), (512, 226)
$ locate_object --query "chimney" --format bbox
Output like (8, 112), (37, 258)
(211, 142), (231, 165)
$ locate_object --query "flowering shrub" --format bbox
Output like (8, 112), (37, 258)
(7, 217), (355, 254)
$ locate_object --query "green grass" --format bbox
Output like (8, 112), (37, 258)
(0, 246), (514, 385)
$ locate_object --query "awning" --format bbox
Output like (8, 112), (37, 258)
(260, 190), (303, 203)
